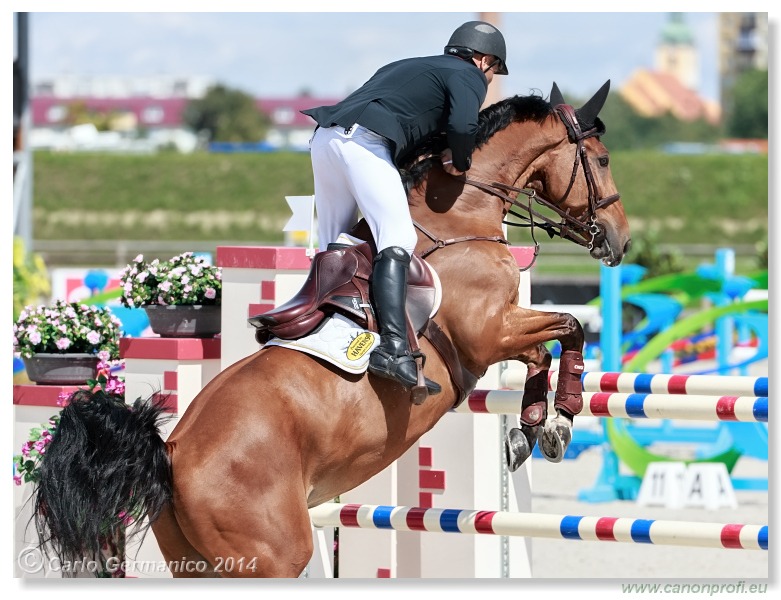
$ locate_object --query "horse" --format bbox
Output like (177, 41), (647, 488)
(32, 81), (631, 577)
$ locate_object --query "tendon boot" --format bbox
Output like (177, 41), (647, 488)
(368, 246), (442, 397)
(539, 350), (584, 463)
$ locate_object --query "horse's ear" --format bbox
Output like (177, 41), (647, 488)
(549, 82), (566, 107)
(576, 80), (610, 127)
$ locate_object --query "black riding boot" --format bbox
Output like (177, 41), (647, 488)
(368, 247), (441, 395)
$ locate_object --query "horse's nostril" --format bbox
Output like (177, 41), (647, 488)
(623, 239), (632, 254)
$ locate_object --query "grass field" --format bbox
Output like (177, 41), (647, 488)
(30, 149), (768, 272)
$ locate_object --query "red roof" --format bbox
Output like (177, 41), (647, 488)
(619, 69), (720, 124)
(32, 96), (189, 128)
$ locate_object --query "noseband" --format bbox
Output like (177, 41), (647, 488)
(460, 104), (621, 249)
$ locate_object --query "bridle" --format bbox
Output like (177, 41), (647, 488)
(414, 104), (621, 263)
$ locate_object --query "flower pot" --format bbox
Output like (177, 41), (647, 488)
(22, 353), (101, 385)
(144, 305), (221, 338)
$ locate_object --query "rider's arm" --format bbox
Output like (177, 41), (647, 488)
(445, 70), (488, 172)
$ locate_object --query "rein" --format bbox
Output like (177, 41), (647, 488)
(465, 104), (620, 250)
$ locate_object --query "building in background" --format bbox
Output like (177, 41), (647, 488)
(718, 13), (768, 119)
(29, 75), (337, 153)
(655, 12), (699, 90)
(620, 13), (720, 124)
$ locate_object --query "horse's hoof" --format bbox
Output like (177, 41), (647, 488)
(504, 426), (540, 472)
(539, 416), (572, 464)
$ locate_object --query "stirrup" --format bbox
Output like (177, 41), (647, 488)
(368, 348), (441, 397)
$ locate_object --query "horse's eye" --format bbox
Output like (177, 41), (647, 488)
(598, 156), (609, 167)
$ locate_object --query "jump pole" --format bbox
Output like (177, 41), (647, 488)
(500, 370), (768, 397)
(310, 503), (768, 551)
(460, 390), (768, 422)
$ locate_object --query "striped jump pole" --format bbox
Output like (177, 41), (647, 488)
(500, 371), (768, 397)
(461, 390), (768, 422)
(310, 503), (768, 551)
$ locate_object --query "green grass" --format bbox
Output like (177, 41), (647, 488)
(32, 150), (768, 248)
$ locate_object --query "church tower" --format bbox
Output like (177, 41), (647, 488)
(655, 13), (698, 90)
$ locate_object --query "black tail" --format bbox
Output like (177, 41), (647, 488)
(32, 389), (172, 570)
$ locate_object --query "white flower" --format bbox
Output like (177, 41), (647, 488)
(87, 331), (101, 345)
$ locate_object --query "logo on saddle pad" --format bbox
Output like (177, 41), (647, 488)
(264, 313), (380, 374)
(347, 332), (375, 361)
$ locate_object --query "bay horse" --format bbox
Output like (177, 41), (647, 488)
(33, 81), (631, 577)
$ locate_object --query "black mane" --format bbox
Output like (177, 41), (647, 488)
(402, 93), (553, 189)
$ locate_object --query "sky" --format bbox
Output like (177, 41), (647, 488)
(24, 10), (725, 103)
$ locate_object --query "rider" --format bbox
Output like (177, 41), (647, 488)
(301, 21), (509, 396)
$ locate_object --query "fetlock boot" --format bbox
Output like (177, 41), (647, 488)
(368, 246), (441, 396)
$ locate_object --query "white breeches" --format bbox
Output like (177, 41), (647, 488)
(309, 124), (417, 254)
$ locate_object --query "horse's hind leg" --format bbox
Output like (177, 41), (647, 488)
(174, 475), (314, 578)
(151, 504), (219, 577)
(505, 344), (551, 471)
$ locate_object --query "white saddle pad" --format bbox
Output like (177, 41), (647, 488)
(264, 313), (380, 374)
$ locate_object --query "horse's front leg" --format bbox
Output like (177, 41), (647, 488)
(538, 314), (585, 464)
(491, 307), (585, 467)
(505, 343), (551, 471)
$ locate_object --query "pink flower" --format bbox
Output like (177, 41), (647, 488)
(29, 330), (42, 345)
(56, 338), (72, 350)
(87, 330), (101, 345)
(13, 474), (22, 486)
(21, 442), (32, 457)
(205, 288), (216, 300)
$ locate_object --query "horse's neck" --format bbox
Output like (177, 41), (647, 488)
(471, 118), (557, 188)
(409, 120), (551, 234)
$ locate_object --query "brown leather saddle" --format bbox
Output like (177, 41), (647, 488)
(249, 242), (437, 344)
(248, 242), (479, 406)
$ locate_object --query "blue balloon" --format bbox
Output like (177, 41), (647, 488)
(84, 269), (110, 294)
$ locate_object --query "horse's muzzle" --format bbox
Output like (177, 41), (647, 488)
(589, 227), (629, 267)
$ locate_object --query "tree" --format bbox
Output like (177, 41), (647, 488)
(183, 84), (271, 142)
(726, 69), (768, 139)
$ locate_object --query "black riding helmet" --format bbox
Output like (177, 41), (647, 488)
(444, 20), (509, 75)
